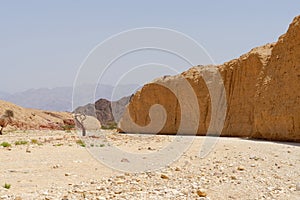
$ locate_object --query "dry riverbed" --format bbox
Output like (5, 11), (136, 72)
(0, 130), (299, 200)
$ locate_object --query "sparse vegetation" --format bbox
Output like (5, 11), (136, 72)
(76, 140), (86, 147)
(100, 144), (105, 147)
(3, 183), (11, 189)
(61, 124), (75, 131)
(101, 122), (117, 130)
(30, 139), (42, 145)
(31, 139), (38, 144)
(15, 140), (28, 145)
(0, 142), (11, 147)
(54, 143), (64, 147)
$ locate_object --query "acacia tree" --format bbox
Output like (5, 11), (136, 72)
(0, 110), (14, 135)
(74, 113), (87, 136)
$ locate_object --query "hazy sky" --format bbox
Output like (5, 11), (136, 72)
(1, 1), (299, 93)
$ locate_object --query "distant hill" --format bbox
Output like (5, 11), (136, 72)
(0, 91), (10, 99)
(3, 87), (72, 111)
(2, 84), (139, 112)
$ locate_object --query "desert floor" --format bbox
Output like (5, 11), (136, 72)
(0, 130), (299, 200)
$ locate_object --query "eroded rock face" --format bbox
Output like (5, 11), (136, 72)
(74, 96), (131, 126)
(252, 16), (300, 141)
(119, 16), (300, 142)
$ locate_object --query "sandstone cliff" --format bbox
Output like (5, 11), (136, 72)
(119, 16), (300, 142)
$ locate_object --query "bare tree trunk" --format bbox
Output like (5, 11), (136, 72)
(74, 114), (86, 136)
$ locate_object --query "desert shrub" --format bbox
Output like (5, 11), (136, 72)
(31, 139), (38, 144)
(101, 122), (117, 130)
(30, 139), (42, 145)
(76, 140), (86, 147)
(61, 124), (75, 131)
(0, 142), (11, 147)
(15, 140), (28, 145)
(3, 183), (11, 189)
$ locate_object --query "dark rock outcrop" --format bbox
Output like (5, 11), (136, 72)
(74, 96), (131, 126)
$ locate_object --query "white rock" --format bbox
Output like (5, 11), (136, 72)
(296, 183), (300, 191)
(0, 195), (9, 199)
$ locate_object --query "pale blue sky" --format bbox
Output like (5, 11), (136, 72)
(1, 1), (299, 93)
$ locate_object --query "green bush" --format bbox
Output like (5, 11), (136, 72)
(101, 122), (117, 130)
(3, 183), (11, 189)
(61, 124), (75, 131)
(30, 139), (42, 145)
(31, 139), (38, 144)
(76, 140), (86, 147)
(15, 140), (28, 145)
(0, 142), (11, 148)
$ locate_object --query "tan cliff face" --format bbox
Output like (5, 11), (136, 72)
(119, 15), (300, 142)
(253, 16), (300, 140)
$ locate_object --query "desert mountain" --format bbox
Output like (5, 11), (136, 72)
(2, 84), (139, 111)
(119, 15), (300, 142)
(0, 91), (9, 99)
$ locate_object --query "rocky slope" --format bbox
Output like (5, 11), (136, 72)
(119, 16), (300, 142)
(0, 100), (74, 131)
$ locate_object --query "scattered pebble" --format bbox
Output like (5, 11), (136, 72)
(196, 190), (207, 197)
(52, 164), (60, 169)
(120, 158), (130, 163)
(0, 130), (299, 199)
(237, 166), (245, 171)
(160, 174), (169, 179)
(175, 167), (181, 171)
(26, 147), (31, 153)
(114, 190), (122, 194)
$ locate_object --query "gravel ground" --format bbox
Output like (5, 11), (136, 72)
(0, 130), (299, 200)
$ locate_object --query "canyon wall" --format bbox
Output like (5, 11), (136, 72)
(119, 16), (300, 142)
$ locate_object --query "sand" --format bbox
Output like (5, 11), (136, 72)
(0, 130), (299, 199)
